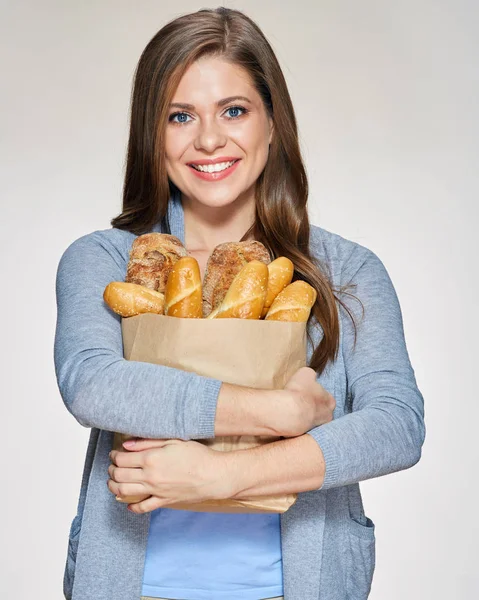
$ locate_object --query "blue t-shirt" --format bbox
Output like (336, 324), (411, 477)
(141, 507), (283, 600)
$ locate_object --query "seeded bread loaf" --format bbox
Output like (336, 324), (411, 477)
(125, 233), (188, 293)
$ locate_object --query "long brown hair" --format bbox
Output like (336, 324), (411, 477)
(111, 7), (361, 375)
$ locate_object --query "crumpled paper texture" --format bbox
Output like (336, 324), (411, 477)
(113, 313), (307, 513)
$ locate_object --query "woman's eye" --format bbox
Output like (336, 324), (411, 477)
(224, 106), (248, 119)
(168, 106), (248, 125)
(169, 112), (192, 124)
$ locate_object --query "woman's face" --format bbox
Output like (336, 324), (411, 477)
(165, 55), (273, 210)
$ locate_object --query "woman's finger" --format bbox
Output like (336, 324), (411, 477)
(122, 438), (179, 451)
(108, 465), (144, 483)
(110, 449), (145, 467)
(127, 496), (167, 514)
(107, 479), (148, 498)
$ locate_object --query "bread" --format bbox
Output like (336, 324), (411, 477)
(106, 231), (316, 323)
(264, 280), (317, 322)
(125, 233), (188, 293)
(103, 282), (165, 317)
(202, 241), (271, 317)
(207, 260), (269, 319)
(164, 256), (203, 318)
(261, 257), (295, 318)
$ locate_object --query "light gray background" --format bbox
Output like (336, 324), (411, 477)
(2, 1), (477, 598)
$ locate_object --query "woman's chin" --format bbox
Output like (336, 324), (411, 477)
(183, 188), (248, 209)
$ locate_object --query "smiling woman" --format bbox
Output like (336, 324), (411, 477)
(54, 6), (425, 600)
(164, 58), (273, 202)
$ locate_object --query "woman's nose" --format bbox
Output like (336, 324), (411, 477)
(193, 118), (227, 153)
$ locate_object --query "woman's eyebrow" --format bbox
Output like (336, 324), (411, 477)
(169, 96), (252, 110)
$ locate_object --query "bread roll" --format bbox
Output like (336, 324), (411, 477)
(264, 280), (317, 322)
(126, 233), (188, 293)
(261, 257), (295, 318)
(202, 241), (271, 317)
(103, 282), (165, 317)
(207, 260), (269, 319)
(164, 256), (203, 318)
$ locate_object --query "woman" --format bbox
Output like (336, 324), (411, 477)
(54, 7), (425, 600)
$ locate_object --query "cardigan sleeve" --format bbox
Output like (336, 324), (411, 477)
(53, 231), (222, 439)
(306, 246), (426, 489)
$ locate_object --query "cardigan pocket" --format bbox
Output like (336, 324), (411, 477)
(345, 515), (376, 599)
(63, 514), (82, 600)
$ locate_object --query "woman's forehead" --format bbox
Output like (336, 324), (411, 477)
(171, 57), (259, 108)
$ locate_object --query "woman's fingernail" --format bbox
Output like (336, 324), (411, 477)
(123, 440), (136, 448)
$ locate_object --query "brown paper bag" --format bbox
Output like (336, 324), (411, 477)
(113, 312), (307, 513)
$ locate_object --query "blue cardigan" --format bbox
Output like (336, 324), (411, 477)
(54, 191), (425, 599)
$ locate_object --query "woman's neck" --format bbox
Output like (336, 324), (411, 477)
(182, 193), (256, 253)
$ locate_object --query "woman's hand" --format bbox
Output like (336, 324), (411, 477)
(281, 366), (336, 437)
(107, 438), (232, 514)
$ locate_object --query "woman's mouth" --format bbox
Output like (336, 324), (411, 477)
(188, 159), (241, 181)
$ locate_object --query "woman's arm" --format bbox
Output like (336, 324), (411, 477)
(106, 241), (425, 502)
(54, 231), (297, 439)
(220, 246), (426, 497)
(54, 231), (218, 439)
(307, 246), (426, 489)
(223, 434), (326, 498)
(215, 384), (287, 436)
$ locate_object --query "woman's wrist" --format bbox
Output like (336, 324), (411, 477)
(214, 434), (326, 500)
(214, 383), (296, 437)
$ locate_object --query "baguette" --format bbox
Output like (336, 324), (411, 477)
(125, 233), (188, 293)
(164, 256), (203, 318)
(207, 260), (269, 319)
(103, 282), (165, 317)
(261, 257), (295, 318)
(264, 280), (317, 322)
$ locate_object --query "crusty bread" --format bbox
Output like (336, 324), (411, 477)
(202, 241), (271, 317)
(103, 282), (165, 317)
(207, 261), (269, 319)
(264, 280), (317, 322)
(261, 257), (295, 318)
(125, 233), (188, 293)
(164, 256), (203, 318)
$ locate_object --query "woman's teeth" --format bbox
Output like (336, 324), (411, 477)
(191, 160), (236, 173)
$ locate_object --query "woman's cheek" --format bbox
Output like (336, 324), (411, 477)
(165, 129), (192, 159)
